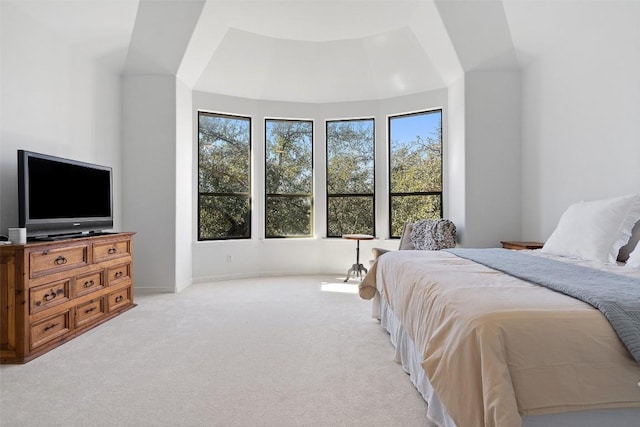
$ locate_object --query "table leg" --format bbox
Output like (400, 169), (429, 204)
(345, 239), (368, 282)
(344, 263), (358, 282)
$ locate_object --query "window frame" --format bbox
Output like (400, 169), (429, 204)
(263, 118), (314, 238)
(388, 109), (443, 239)
(197, 111), (252, 241)
(325, 118), (376, 238)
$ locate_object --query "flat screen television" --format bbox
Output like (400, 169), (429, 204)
(18, 150), (114, 239)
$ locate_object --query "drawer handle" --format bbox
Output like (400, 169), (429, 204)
(85, 307), (96, 314)
(43, 291), (57, 302)
(108, 248), (117, 254)
(83, 280), (95, 288)
(114, 271), (123, 279)
(43, 322), (59, 331)
(115, 295), (124, 303)
(42, 288), (64, 303)
(54, 256), (67, 265)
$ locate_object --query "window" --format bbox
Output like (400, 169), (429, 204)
(198, 112), (251, 240)
(265, 119), (313, 237)
(389, 110), (442, 238)
(326, 119), (375, 237)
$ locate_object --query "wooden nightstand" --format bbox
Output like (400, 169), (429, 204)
(500, 241), (544, 250)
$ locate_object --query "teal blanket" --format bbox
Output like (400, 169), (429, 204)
(445, 248), (640, 363)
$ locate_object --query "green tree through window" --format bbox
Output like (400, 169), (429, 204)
(265, 119), (313, 237)
(198, 112), (251, 240)
(326, 119), (375, 237)
(389, 110), (443, 238)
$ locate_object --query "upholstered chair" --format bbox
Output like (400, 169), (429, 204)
(371, 219), (456, 261)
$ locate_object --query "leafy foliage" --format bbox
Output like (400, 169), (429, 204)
(327, 196), (374, 237)
(326, 119), (375, 237)
(326, 120), (375, 193)
(390, 195), (441, 238)
(199, 195), (250, 239)
(389, 111), (443, 237)
(198, 113), (251, 239)
(197, 110), (443, 241)
(265, 120), (313, 237)
(265, 196), (312, 237)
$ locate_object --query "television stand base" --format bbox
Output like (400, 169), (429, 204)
(28, 231), (116, 242)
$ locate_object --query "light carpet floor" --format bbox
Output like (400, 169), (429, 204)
(0, 275), (427, 426)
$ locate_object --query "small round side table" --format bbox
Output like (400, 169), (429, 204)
(342, 234), (374, 282)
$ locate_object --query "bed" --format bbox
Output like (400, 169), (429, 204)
(359, 194), (640, 427)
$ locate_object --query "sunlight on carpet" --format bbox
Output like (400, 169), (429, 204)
(320, 279), (360, 294)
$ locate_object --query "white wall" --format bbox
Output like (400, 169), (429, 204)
(0, 2), (122, 235)
(447, 76), (466, 243)
(175, 78), (193, 292)
(14, 0), (633, 287)
(464, 70), (521, 247)
(442, 70), (521, 249)
(121, 75), (177, 291)
(0, 2), (525, 289)
(507, 1), (640, 241)
(191, 90), (449, 282)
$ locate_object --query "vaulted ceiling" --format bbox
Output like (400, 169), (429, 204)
(7, 0), (525, 103)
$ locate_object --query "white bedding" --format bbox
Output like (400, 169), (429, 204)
(378, 291), (640, 427)
(364, 249), (640, 427)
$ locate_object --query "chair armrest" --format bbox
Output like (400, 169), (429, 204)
(371, 247), (392, 259)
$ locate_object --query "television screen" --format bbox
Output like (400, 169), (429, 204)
(18, 150), (114, 238)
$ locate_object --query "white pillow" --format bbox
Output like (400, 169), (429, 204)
(540, 193), (640, 263)
(627, 247), (640, 268)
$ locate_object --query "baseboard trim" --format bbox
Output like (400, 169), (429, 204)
(135, 272), (346, 294)
(192, 271), (344, 285)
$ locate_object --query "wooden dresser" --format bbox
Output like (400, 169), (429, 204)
(0, 232), (135, 363)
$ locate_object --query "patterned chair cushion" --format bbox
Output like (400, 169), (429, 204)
(410, 219), (457, 250)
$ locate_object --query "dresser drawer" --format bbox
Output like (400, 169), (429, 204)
(30, 245), (89, 278)
(75, 298), (105, 328)
(107, 263), (131, 286)
(30, 279), (71, 314)
(107, 287), (131, 312)
(74, 271), (104, 298)
(93, 239), (131, 262)
(31, 310), (71, 350)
